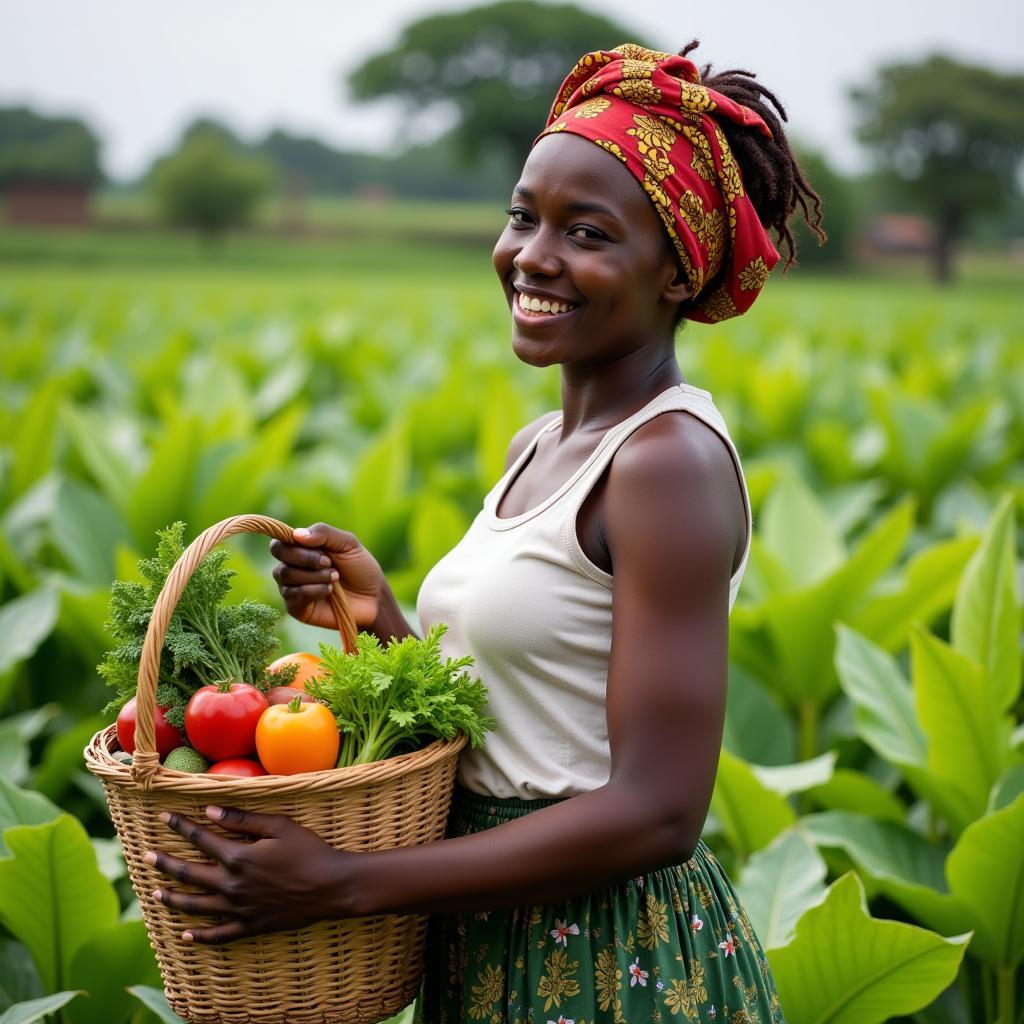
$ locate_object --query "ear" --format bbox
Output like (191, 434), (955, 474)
(659, 261), (693, 306)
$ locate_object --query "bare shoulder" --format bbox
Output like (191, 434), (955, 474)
(503, 410), (561, 472)
(604, 409), (747, 575)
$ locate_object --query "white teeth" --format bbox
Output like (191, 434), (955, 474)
(517, 291), (576, 315)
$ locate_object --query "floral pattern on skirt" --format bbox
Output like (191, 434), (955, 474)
(416, 784), (786, 1024)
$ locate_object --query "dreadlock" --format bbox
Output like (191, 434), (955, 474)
(679, 38), (826, 269)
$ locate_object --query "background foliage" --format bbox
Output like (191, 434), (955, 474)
(0, 244), (1020, 1022)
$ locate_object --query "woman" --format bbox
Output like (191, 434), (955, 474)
(145, 41), (823, 1024)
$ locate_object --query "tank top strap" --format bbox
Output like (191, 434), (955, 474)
(561, 383), (753, 585)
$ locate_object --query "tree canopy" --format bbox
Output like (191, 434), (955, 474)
(148, 123), (274, 241)
(0, 107), (102, 188)
(850, 55), (1024, 281)
(346, 0), (647, 171)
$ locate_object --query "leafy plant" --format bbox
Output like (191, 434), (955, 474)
(308, 623), (496, 766)
(97, 521), (290, 728)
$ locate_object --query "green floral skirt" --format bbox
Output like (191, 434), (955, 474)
(416, 784), (785, 1024)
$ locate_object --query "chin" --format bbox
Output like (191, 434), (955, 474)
(510, 330), (564, 368)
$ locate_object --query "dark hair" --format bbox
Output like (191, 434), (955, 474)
(670, 39), (826, 327)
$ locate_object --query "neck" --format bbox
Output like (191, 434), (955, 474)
(555, 349), (684, 439)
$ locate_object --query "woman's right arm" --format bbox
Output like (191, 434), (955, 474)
(269, 523), (418, 643)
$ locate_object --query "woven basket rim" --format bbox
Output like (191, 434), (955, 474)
(85, 723), (467, 795)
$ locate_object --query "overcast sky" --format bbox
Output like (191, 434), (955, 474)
(2, 0), (1021, 183)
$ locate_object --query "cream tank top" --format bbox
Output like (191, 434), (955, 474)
(415, 382), (753, 800)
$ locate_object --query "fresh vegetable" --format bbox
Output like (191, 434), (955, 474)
(98, 521), (289, 728)
(115, 697), (183, 758)
(255, 695), (341, 775)
(185, 682), (269, 761)
(307, 623), (496, 767)
(265, 686), (315, 706)
(267, 652), (325, 693)
(163, 746), (210, 773)
(207, 758), (267, 777)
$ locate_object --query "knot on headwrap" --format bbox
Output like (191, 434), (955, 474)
(533, 43), (780, 323)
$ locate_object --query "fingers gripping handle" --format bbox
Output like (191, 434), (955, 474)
(131, 514), (358, 788)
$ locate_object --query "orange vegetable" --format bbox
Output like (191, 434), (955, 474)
(255, 695), (340, 775)
(267, 651), (326, 693)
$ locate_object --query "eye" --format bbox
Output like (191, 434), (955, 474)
(569, 225), (607, 241)
(505, 207), (533, 227)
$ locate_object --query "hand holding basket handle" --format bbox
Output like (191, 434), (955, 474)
(133, 515), (358, 784)
(270, 521), (385, 632)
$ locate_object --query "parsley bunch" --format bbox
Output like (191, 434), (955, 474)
(307, 623), (496, 767)
(99, 521), (293, 729)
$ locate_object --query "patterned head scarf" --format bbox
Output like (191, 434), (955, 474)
(533, 43), (780, 323)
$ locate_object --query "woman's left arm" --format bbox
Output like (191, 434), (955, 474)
(148, 412), (744, 942)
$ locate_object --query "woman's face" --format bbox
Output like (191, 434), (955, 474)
(492, 132), (690, 368)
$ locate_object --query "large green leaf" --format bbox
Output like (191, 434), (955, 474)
(0, 585), (60, 678)
(59, 404), (140, 514)
(475, 376), (528, 486)
(759, 473), (844, 590)
(753, 752), (836, 796)
(66, 920), (161, 1024)
(126, 986), (187, 1024)
(807, 768), (906, 824)
(0, 722), (29, 788)
(191, 405), (302, 528)
(835, 623), (925, 767)
(768, 872), (969, 1024)
(346, 416), (412, 553)
(946, 793), (1024, 968)
(125, 412), (201, 549)
(801, 811), (969, 936)
(710, 749), (795, 858)
(0, 778), (61, 854)
(762, 498), (913, 705)
(0, 816), (119, 992)
(912, 626), (1009, 832)
(8, 380), (61, 503)
(0, 940), (42, 1010)
(848, 534), (977, 652)
(734, 829), (826, 948)
(52, 476), (130, 585)
(722, 664), (795, 766)
(950, 493), (1020, 714)
(408, 491), (470, 572)
(0, 991), (83, 1024)
(31, 715), (108, 802)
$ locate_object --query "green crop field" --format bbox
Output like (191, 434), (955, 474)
(0, 229), (1022, 1023)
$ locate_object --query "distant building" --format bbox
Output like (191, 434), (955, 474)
(860, 213), (935, 257)
(4, 180), (93, 225)
(0, 106), (102, 226)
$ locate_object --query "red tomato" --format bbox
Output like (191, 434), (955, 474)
(185, 682), (269, 761)
(116, 697), (183, 760)
(207, 758), (268, 777)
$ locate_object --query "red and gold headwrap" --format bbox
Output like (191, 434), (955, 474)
(534, 43), (780, 323)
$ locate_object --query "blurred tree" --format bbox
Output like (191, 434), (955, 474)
(148, 125), (274, 243)
(0, 107), (102, 187)
(850, 55), (1024, 282)
(346, 0), (646, 171)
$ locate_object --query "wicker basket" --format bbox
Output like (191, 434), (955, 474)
(84, 514), (466, 1024)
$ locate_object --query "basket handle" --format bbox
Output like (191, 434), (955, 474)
(131, 514), (358, 788)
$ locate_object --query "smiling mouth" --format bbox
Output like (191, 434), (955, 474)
(516, 291), (580, 317)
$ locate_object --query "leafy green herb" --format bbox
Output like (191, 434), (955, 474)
(98, 521), (290, 728)
(307, 623), (496, 767)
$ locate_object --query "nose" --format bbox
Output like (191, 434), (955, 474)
(512, 227), (562, 278)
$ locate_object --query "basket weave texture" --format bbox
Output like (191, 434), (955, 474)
(84, 514), (466, 1024)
